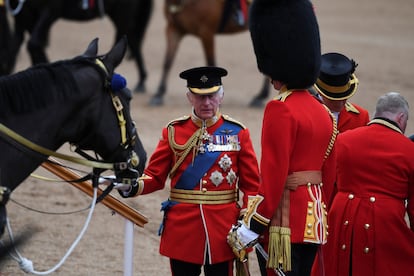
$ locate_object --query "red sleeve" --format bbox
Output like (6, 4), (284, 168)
(237, 128), (260, 209)
(141, 127), (173, 194)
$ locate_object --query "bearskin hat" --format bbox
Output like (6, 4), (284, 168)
(249, 0), (321, 89)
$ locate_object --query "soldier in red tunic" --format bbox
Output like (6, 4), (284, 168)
(121, 66), (260, 276)
(311, 52), (371, 276)
(227, 0), (337, 275)
(314, 52), (370, 133)
(324, 92), (414, 276)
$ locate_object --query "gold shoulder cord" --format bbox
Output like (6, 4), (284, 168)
(323, 105), (338, 160)
(168, 125), (202, 177)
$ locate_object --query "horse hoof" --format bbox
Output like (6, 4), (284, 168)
(134, 83), (146, 93)
(249, 98), (265, 108)
(149, 95), (164, 106)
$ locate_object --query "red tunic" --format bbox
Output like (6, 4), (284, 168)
(325, 119), (414, 276)
(337, 102), (370, 132)
(140, 114), (260, 264)
(312, 101), (370, 276)
(253, 90), (336, 243)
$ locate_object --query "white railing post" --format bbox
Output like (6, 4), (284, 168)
(124, 219), (135, 276)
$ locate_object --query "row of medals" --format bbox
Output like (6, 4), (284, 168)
(197, 127), (239, 187)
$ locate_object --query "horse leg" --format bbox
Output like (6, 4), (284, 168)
(109, 0), (153, 93)
(0, 205), (6, 237)
(129, 0), (153, 93)
(200, 33), (216, 66)
(6, 32), (22, 76)
(150, 26), (183, 106)
(249, 77), (271, 108)
(0, 6), (12, 75)
(27, 2), (63, 65)
(27, 31), (50, 65)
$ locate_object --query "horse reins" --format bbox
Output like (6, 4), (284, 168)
(0, 57), (140, 189)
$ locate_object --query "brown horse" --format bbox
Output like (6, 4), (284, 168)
(149, 0), (270, 106)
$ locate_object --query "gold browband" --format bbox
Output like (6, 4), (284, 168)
(170, 188), (236, 204)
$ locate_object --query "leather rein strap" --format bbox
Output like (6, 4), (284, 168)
(0, 58), (132, 171)
(0, 123), (115, 170)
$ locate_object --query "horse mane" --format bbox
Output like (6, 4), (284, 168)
(0, 60), (81, 116)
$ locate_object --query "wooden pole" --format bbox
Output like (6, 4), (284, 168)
(41, 160), (148, 228)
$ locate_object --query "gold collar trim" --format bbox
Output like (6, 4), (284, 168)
(191, 110), (221, 127)
(368, 118), (402, 134)
(345, 102), (360, 114)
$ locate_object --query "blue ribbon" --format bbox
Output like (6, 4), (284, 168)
(175, 121), (241, 189)
(158, 120), (242, 235)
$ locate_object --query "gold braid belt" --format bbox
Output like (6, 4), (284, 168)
(170, 188), (237, 204)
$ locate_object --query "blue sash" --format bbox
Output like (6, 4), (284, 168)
(175, 121), (241, 189)
(158, 120), (241, 235)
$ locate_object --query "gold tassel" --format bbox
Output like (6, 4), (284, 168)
(280, 227), (291, 271)
(267, 226), (281, 269)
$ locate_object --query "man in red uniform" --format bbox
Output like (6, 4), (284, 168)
(227, 0), (337, 275)
(311, 52), (371, 276)
(314, 52), (370, 133)
(324, 92), (414, 276)
(120, 66), (260, 276)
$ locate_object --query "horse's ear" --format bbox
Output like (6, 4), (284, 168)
(102, 36), (127, 74)
(83, 38), (99, 57)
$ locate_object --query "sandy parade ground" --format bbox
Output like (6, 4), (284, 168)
(1, 0), (414, 275)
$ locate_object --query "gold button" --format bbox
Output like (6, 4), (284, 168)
(364, 224), (370, 229)
(308, 211), (313, 215)
(370, 197), (376, 202)
(344, 220), (349, 226)
(323, 203), (327, 209)
(341, 244), (346, 250)
(306, 230), (312, 235)
(320, 182), (323, 187)
(308, 202), (313, 208)
(307, 182), (311, 187)
(348, 194), (354, 199)
(307, 223), (313, 228)
(364, 247), (369, 253)
(202, 188), (207, 193)
(202, 180), (207, 185)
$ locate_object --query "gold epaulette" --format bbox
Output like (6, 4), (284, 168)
(222, 114), (246, 129)
(166, 115), (190, 127)
(273, 90), (293, 102)
(345, 102), (360, 114)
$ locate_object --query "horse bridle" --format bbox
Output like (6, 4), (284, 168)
(0, 57), (141, 200)
(70, 57), (141, 190)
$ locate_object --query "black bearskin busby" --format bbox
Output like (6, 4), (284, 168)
(249, 0), (321, 89)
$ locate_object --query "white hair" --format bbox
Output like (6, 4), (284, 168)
(374, 92), (409, 118)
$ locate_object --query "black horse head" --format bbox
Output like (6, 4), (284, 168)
(64, 36), (147, 187)
(0, 36), (147, 237)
